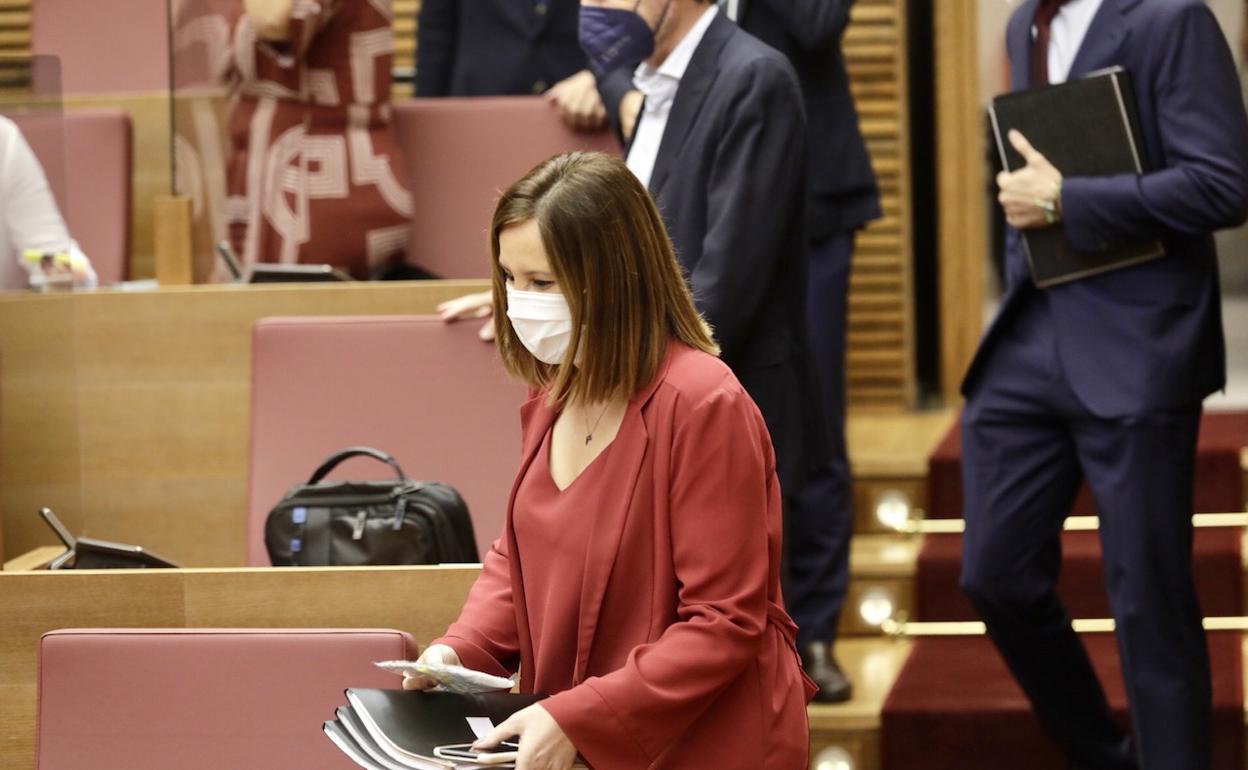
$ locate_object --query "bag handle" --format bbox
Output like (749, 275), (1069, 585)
(307, 446), (409, 484)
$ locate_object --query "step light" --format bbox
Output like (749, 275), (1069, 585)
(873, 489), (913, 531)
(858, 586), (897, 627)
(812, 746), (855, 770)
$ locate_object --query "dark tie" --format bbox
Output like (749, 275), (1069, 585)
(1030, 0), (1072, 87)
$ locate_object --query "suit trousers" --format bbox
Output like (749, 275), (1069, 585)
(960, 289), (1210, 770)
(785, 231), (856, 646)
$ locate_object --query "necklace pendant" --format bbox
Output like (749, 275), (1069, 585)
(584, 434), (593, 445)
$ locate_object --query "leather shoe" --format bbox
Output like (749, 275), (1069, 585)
(801, 641), (853, 703)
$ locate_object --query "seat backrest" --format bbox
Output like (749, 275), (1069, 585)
(37, 627), (414, 770)
(248, 316), (527, 565)
(392, 97), (621, 279)
(3, 108), (132, 289)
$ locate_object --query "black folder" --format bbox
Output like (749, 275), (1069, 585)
(989, 66), (1164, 287)
(324, 689), (546, 769)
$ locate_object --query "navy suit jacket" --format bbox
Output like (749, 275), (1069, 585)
(416, 0), (586, 97)
(638, 12), (824, 488)
(963, 0), (1248, 416)
(736, 0), (881, 238)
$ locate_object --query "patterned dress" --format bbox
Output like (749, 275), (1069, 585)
(224, 0), (412, 278)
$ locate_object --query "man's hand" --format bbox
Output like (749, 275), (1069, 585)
(437, 291), (496, 342)
(997, 129), (1064, 231)
(547, 70), (607, 131)
(619, 89), (644, 142)
(474, 704), (577, 770)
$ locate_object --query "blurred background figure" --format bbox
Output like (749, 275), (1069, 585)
(721, 0), (881, 703)
(0, 115), (96, 289)
(220, 0), (412, 279)
(416, 0), (608, 130)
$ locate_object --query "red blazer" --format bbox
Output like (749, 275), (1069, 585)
(433, 343), (814, 769)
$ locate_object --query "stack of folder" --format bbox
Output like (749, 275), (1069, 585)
(324, 689), (548, 769)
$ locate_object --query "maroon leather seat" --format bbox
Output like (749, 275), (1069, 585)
(2, 108), (132, 289)
(248, 315), (527, 566)
(36, 627), (414, 770)
(392, 96), (620, 279)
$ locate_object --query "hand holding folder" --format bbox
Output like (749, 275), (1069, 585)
(990, 66), (1165, 287)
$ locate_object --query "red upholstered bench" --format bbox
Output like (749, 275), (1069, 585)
(36, 628), (414, 770)
(392, 97), (620, 279)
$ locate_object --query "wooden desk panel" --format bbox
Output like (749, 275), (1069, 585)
(0, 281), (490, 564)
(0, 564), (480, 770)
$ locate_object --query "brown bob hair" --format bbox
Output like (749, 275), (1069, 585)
(490, 151), (718, 406)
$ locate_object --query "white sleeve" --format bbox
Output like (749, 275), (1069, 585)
(2, 122), (97, 286)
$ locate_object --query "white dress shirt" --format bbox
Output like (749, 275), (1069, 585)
(0, 116), (95, 289)
(626, 5), (719, 189)
(1041, 0), (1105, 84)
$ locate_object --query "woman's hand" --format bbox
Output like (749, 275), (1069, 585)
(474, 703), (577, 770)
(400, 643), (461, 691)
(437, 291), (496, 342)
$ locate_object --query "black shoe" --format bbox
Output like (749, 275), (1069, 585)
(801, 641), (853, 703)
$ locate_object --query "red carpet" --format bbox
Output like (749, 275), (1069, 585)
(926, 410), (1248, 519)
(916, 528), (1243, 621)
(879, 411), (1248, 768)
(881, 632), (1244, 770)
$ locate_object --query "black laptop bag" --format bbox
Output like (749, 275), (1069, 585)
(264, 447), (479, 567)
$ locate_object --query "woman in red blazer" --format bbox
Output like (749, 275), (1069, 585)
(405, 151), (814, 770)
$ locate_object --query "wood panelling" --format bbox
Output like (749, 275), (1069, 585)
(0, 564), (481, 770)
(0, 281), (490, 565)
(935, 1), (987, 401)
(844, 0), (915, 408)
(0, 0), (29, 93)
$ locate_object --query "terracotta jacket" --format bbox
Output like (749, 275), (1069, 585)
(432, 342), (813, 769)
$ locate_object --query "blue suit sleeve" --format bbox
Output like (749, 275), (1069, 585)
(598, 67), (638, 144)
(1061, 4), (1248, 251)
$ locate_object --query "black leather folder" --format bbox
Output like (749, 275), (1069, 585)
(989, 66), (1164, 287)
(325, 689), (545, 769)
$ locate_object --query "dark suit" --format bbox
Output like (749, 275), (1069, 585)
(630, 12), (841, 646)
(416, 0), (586, 97)
(959, 1), (1248, 767)
(635, 13), (814, 486)
(733, 0), (881, 649)
(734, 0), (879, 238)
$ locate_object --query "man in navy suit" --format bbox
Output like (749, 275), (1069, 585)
(417, 0), (608, 129)
(721, 0), (880, 702)
(960, 1), (1248, 767)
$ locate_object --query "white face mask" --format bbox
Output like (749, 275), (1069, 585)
(505, 284), (574, 365)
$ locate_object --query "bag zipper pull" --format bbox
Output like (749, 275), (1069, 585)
(392, 497), (407, 531)
(352, 510), (368, 540)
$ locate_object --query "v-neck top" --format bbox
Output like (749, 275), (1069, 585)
(512, 425), (615, 690)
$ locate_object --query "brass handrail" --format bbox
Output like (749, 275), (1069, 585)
(896, 512), (1248, 535)
(882, 615), (1248, 638)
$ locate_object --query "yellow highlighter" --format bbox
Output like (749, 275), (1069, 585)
(22, 248), (72, 267)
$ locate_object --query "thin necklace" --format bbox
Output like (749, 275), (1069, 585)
(584, 402), (612, 445)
